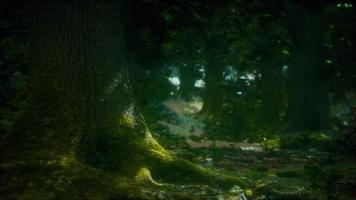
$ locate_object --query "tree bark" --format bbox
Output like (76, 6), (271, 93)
(200, 47), (224, 118)
(10, 0), (149, 172)
(179, 64), (196, 101)
(259, 60), (282, 130)
(8, 0), (240, 187)
(285, 3), (330, 132)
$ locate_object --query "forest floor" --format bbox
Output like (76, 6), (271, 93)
(0, 99), (355, 200)
(149, 99), (356, 200)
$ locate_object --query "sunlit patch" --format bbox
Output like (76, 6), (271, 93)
(159, 99), (205, 138)
(120, 104), (137, 128)
(246, 73), (255, 80)
(282, 65), (288, 72)
(168, 66), (180, 87)
(224, 65), (238, 81)
(337, 3), (353, 8)
(282, 49), (290, 55)
(239, 72), (255, 81)
(325, 59), (333, 64)
(198, 64), (206, 78)
(168, 76), (180, 86)
(194, 79), (205, 88)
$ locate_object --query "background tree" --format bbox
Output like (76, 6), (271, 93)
(284, 1), (330, 132)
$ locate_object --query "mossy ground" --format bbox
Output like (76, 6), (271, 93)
(1, 99), (355, 199)
(1, 130), (356, 199)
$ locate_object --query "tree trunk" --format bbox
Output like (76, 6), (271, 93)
(9, 0), (240, 186)
(10, 0), (147, 172)
(179, 64), (196, 101)
(200, 48), (224, 118)
(259, 60), (282, 130)
(285, 3), (330, 132)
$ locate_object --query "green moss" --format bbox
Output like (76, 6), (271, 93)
(135, 167), (163, 186)
(119, 110), (136, 129)
(261, 138), (281, 150)
(308, 132), (332, 142)
(279, 131), (335, 150)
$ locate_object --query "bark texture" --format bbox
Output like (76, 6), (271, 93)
(259, 59), (282, 130)
(9, 0), (240, 186)
(9, 0), (162, 174)
(179, 64), (197, 101)
(200, 46), (224, 117)
(285, 3), (330, 132)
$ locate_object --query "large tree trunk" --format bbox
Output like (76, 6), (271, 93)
(7, 0), (239, 189)
(17, 0), (174, 174)
(284, 3), (330, 132)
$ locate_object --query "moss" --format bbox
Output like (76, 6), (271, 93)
(119, 110), (136, 129)
(143, 129), (171, 159)
(148, 155), (243, 190)
(279, 131), (335, 151)
(135, 167), (163, 186)
(308, 132), (334, 150)
(245, 188), (254, 197)
(261, 138), (281, 150)
(308, 133), (332, 142)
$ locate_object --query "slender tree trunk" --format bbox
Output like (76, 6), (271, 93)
(259, 60), (281, 130)
(200, 49), (224, 117)
(285, 3), (330, 132)
(179, 64), (196, 101)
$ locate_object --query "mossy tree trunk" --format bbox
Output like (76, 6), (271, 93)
(13, 0), (154, 173)
(10, 0), (240, 186)
(284, 2), (330, 132)
(8, 0), (148, 172)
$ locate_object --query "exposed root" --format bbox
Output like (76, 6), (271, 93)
(135, 167), (163, 186)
